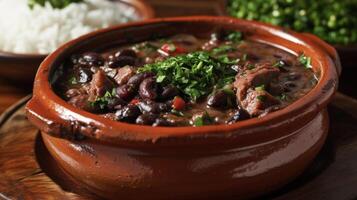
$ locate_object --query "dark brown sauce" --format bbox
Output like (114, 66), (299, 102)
(53, 31), (318, 127)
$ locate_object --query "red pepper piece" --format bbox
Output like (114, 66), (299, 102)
(172, 96), (186, 110)
(160, 43), (185, 55)
(130, 98), (140, 105)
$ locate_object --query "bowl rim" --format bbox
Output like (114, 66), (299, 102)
(0, 0), (154, 58)
(27, 16), (340, 144)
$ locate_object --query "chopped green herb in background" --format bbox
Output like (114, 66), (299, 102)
(227, 0), (357, 45)
(28, 0), (84, 9)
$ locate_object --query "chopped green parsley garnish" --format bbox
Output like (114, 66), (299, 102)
(273, 60), (285, 68)
(279, 93), (288, 101)
(193, 112), (213, 127)
(298, 54), (312, 69)
(139, 51), (237, 101)
(69, 76), (77, 85)
(193, 117), (204, 126)
(212, 45), (237, 55)
(226, 31), (243, 43)
(90, 88), (116, 109)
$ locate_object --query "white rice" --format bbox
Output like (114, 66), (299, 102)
(0, 0), (139, 54)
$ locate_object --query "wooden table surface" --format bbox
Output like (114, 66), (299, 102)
(0, 0), (356, 114)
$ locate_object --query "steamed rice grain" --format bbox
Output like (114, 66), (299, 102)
(0, 0), (139, 54)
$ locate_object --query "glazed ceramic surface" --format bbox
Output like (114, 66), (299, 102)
(0, 0), (154, 84)
(26, 16), (340, 199)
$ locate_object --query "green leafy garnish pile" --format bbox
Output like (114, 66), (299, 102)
(139, 51), (238, 101)
(227, 0), (357, 45)
(28, 0), (84, 9)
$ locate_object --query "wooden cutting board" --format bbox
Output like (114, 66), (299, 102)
(0, 93), (357, 200)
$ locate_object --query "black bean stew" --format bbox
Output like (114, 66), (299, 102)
(54, 31), (318, 127)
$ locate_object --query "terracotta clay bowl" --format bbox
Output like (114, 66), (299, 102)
(0, 0), (154, 85)
(26, 16), (340, 199)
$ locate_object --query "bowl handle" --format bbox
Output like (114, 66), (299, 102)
(25, 97), (62, 136)
(302, 33), (342, 76)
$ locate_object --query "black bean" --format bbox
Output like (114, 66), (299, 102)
(138, 101), (160, 114)
(273, 54), (282, 59)
(108, 56), (136, 68)
(269, 84), (284, 96)
(161, 85), (179, 100)
(70, 55), (80, 65)
(287, 72), (302, 81)
(116, 84), (136, 101)
(283, 87), (292, 93)
(158, 102), (171, 112)
(78, 52), (104, 67)
(139, 77), (158, 100)
(114, 104), (124, 110)
(114, 49), (137, 58)
(75, 68), (93, 83)
(152, 118), (172, 127)
(283, 60), (293, 67)
(207, 90), (228, 108)
(279, 67), (289, 73)
(284, 81), (297, 88)
(137, 101), (168, 114)
(115, 105), (141, 122)
(127, 72), (155, 88)
(247, 53), (260, 61)
(227, 109), (250, 124)
(107, 97), (126, 110)
(136, 113), (158, 125)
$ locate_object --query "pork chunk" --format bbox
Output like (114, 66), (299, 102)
(113, 66), (136, 85)
(234, 63), (281, 116)
(88, 69), (115, 102)
(241, 89), (280, 116)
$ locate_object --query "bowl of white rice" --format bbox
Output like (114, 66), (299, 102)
(0, 0), (154, 84)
